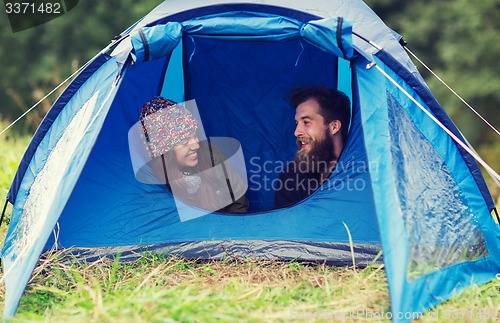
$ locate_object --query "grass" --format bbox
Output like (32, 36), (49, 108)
(4, 252), (392, 322)
(0, 122), (32, 241)
(0, 120), (499, 322)
(2, 251), (499, 322)
(11, 252), (391, 322)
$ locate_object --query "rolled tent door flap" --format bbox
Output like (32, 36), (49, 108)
(130, 14), (354, 62)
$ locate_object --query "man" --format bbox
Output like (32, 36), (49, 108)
(274, 86), (351, 208)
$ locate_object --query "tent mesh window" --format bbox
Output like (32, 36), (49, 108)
(386, 93), (488, 280)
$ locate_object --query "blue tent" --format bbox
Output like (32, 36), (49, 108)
(2, 0), (499, 321)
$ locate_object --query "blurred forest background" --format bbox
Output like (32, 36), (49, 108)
(0, 0), (499, 192)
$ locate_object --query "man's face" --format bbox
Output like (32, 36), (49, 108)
(294, 98), (329, 159)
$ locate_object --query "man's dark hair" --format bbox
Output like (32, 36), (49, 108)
(289, 86), (351, 141)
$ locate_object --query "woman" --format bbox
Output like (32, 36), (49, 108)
(140, 96), (248, 213)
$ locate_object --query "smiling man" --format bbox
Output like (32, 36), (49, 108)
(274, 86), (351, 208)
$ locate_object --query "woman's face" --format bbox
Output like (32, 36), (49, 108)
(173, 133), (200, 168)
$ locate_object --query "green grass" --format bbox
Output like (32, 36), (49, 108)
(3, 251), (499, 322)
(10, 252), (391, 322)
(0, 123), (31, 242)
(0, 121), (499, 322)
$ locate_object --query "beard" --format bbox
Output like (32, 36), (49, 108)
(294, 131), (336, 175)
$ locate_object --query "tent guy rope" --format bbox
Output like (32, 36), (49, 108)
(0, 60), (92, 138)
(375, 64), (500, 183)
(405, 46), (500, 137)
(0, 31), (129, 139)
(0, 78), (119, 286)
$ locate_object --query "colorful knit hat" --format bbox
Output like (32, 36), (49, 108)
(139, 96), (199, 158)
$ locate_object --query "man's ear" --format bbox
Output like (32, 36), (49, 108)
(329, 120), (341, 136)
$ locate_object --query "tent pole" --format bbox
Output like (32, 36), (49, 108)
(0, 199), (8, 227)
(493, 208), (500, 225)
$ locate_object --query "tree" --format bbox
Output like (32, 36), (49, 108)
(366, 0), (500, 173)
(0, 0), (162, 132)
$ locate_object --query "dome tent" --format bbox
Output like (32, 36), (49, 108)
(1, 0), (499, 321)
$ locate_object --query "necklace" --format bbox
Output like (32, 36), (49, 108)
(182, 173), (201, 194)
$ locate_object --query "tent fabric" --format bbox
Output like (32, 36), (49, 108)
(374, 50), (494, 210)
(63, 240), (383, 265)
(7, 0), (492, 210)
(1, 1), (499, 322)
(6, 55), (110, 204)
(1, 58), (122, 319)
(357, 56), (499, 317)
(130, 14), (354, 62)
